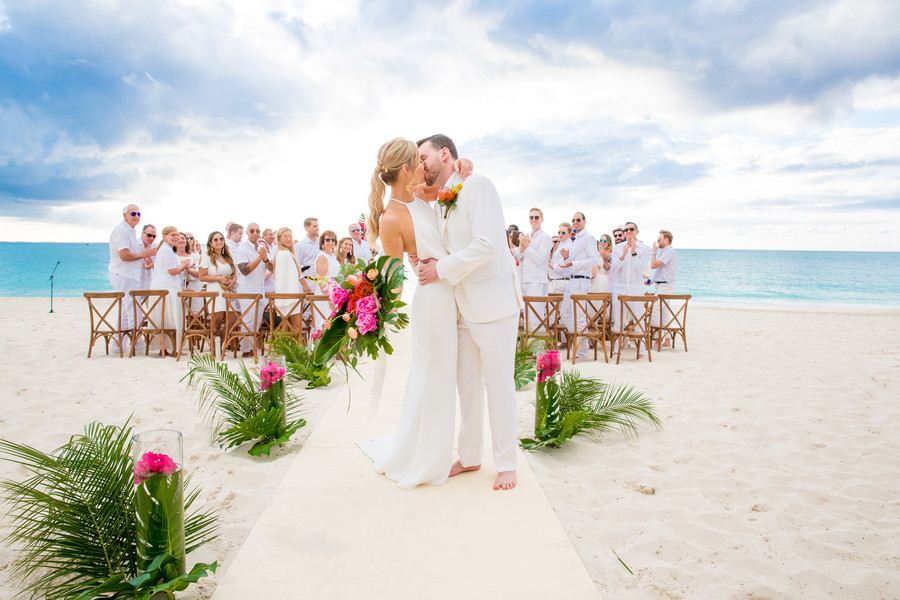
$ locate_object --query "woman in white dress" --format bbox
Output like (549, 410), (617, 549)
(150, 226), (192, 356)
(315, 231), (341, 293)
(590, 233), (613, 293)
(273, 227), (304, 332)
(198, 231), (236, 351)
(357, 137), (459, 489)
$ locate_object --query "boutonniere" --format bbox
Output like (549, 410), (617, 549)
(438, 183), (462, 218)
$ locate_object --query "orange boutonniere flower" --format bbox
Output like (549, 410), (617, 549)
(438, 183), (462, 218)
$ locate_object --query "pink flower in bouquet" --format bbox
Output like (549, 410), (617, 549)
(367, 269), (378, 281)
(323, 320), (331, 330)
(355, 294), (378, 315)
(260, 361), (286, 391)
(347, 327), (358, 339)
(356, 310), (377, 335)
(329, 285), (349, 308)
(536, 350), (561, 383)
(342, 313), (351, 322)
(133, 451), (178, 485)
(311, 329), (322, 341)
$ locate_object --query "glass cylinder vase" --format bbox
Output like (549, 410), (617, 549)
(261, 354), (287, 426)
(133, 430), (186, 582)
(534, 347), (562, 438)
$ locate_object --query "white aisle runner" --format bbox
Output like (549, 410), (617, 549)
(212, 330), (600, 599)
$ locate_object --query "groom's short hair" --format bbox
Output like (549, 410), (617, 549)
(417, 134), (458, 160)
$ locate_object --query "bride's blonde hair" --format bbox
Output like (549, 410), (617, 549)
(367, 137), (418, 245)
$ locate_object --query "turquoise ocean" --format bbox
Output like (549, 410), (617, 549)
(2, 242), (899, 308)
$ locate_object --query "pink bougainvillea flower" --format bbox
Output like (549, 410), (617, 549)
(260, 362), (286, 391)
(536, 350), (561, 383)
(133, 451), (178, 485)
(311, 329), (322, 341)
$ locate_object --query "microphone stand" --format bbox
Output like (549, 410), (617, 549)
(49, 261), (60, 313)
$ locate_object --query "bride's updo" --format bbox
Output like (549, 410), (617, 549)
(367, 137), (418, 245)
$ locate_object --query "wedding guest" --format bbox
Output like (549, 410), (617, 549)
(590, 233), (613, 293)
(108, 204), (156, 347)
(610, 221), (652, 356)
(315, 230), (340, 293)
(651, 229), (678, 336)
(295, 217), (319, 294)
(176, 233), (202, 312)
(515, 208), (552, 297)
(506, 224), (519, 235)
(150, 226), (191, 356)
(612, 225), (625, 245)
(337, 236), (356, 266)
(140, 224), (157, 291)
(547, 222), (573, 295)
(349, 223), (373, 262)
(273, 227), (304, 332)
(558, 212), (599, 358)
(232, 222), (271, 358)
(550, 235), (559, 257)
(262, 228), (276, 296)
(199, 231), (236, 352)
(225, 222), (243, 255)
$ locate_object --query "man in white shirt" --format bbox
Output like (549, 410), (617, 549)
(225, 223), (243, 255)
(108, 204), (156, 341)
(349, 222), (373, 263)
(294, 217), (320, 294)
(558, 212), (599, 358)
(547, 222), (573, 295)
(514, 208), (552, 296)
(139, 224), (157, 291)
(651, 229), (678, 336)
(610, 221), (653, 355)
(233, 222), (271, 357)
(262, 228), (276, 295)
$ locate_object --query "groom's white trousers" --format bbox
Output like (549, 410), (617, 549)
(457, 311), (519, 473)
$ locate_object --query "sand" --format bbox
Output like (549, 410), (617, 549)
(1, 297), (898, 599)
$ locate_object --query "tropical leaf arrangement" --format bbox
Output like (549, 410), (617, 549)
(520, 363), (662, 450)
(269, 332), (332, 388)
(183, 354), (306, 456)
(0, 421), (217, 600)
(513, 335), (540, 390)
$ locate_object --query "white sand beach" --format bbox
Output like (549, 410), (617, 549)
(1, 297), (898, 599)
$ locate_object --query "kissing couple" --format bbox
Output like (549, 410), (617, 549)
(357, 134), (524, 491)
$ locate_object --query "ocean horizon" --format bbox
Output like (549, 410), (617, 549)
(2, 242), (899, 309)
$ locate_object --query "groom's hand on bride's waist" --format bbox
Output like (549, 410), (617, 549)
(417, 259), (439, 286)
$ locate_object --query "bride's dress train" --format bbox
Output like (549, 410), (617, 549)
(357, 197), (457, 489)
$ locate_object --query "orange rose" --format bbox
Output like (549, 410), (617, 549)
(367, 269), (378, 281)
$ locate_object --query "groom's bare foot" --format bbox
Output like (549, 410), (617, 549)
(493, 470), (516, 491)
(449, 460), (480, 477)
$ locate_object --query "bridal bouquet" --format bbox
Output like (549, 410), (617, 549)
(312, 255), (409, 367)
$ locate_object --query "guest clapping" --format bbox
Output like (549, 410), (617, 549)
(150, 226), (191, 356)
(590, 233), (613, 293)
(515, 208), (552, 297)
(199, 231), (236, 351)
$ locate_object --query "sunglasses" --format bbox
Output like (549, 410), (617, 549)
(186, 236), (193, 240)
(350, 228), (361, 233)
(528, 215), (541, 220)
(129, 212), (141, 217)
(144, 233), (156, 239)
(212, 237), (224, 242)
(324, 237), (337, 242)
(624, 227), (636, 232)
(558, 231), (568, 235)
(248, 229), (259, 233)
(552, 240), (559, 244)
(572, 217), (583, 222)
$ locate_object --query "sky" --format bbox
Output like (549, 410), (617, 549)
(1, 0), (900, 251)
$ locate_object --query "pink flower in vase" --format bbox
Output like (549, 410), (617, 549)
(536, 350), (561, 383)
(260, 362), (286, 391)
(133, 451), (178, 485)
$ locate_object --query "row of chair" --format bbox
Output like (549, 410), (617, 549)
(520, 293), (691, 364)
(84, 290), (330, 361)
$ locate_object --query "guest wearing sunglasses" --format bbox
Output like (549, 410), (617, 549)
(349, 222), (373, 262)
(610, 221), (652, 356)
(514, 208), (553, 298)
(108, 205), (157, 350)
(232, 222), (272, 358)
(199, 231), (237, 353)
(140, 224), (157, 291)
(316, 230), (341, 293)
(547, 222), (573, 295)
(557, 212), (599, 359)
(150, 226), (192, 356)
(590, 233), (614, 293)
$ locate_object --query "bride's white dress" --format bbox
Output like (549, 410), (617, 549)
(357, 197), (458, 489)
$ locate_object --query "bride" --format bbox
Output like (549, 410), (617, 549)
(357, 137), (458, 489)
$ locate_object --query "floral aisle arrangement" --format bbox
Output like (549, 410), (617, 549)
(312, 255), (409, 368)
(520, 350), (662, 450)
(184, 354), (306, 457)
(269, 332), (332, 388)
(0, 421), (217, 600)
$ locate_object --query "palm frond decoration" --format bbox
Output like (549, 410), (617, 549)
(183, 353), (306, 456)
(520, 368), (662, 450)
(269, 333), (332, 388)
(513, 335), (541, 390)
(0, 421), (217, 600)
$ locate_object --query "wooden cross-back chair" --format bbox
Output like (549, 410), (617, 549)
(177, 291), (218, 361)
(651, 294), (691, 352)
(609, 294), (657, 364)
(221, 292), (264, 361)
(129, 289), (177, 358)
(568, 293), (612, 364)
(521, 295), (562, 350)
(84, 292), (128, 357)
(305, 294), (332, 340)
(265, 292), (306, 344)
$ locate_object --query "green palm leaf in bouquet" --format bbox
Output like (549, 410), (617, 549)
(268, 332), (332, 388)
(0, 421), (217, 600)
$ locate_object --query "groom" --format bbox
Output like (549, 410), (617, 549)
(416, 134), (524, 491)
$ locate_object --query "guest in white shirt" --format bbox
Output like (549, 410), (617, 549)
(150, 226), (192, 355)
(547, 222), (573, 295)
(558, 212), (599, 358)
(225, 222), (243, 256)
(349, 222), (373, 262)
(139, 224), (157, 292)
(590, 233), (613, 293)
(515, 208), (553, 297)
(273, 227), (305, 332)
(233, 222), (271, 358)
(650, 229), (678, 335)
(262, 228), (277, 296)
(198, 231), (236, 352)
(294, 217), (320, 294)
(108, 204), (156, 341)
(610, 221), (652, 356)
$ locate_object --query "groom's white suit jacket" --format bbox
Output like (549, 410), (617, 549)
(435, 172), (523, 324)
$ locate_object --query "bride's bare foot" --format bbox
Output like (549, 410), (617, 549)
(493, 470), (516, 490)
(449, 460), (480, 477)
